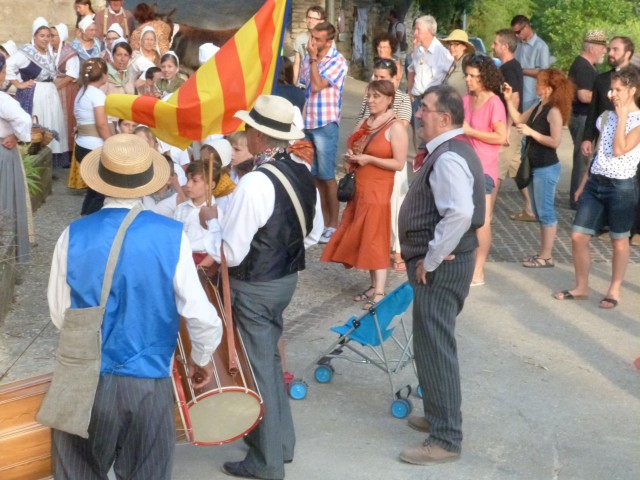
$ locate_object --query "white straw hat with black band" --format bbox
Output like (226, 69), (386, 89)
(80, 134), (170, 198)
(234, 95), (304, 141)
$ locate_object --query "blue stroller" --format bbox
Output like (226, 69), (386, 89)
(289, 282), (418, 418)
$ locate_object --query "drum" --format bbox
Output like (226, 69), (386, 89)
(172, 271), (264, 446)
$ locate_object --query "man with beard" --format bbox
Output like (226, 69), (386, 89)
(580, 36), (634, 159)
(568, 30), (608, 209)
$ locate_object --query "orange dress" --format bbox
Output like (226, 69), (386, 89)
(321, 119), (396, 270)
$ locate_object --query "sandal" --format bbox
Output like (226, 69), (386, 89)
(522, 256), (554, 268)
(553, 290), (589, 300)
(598, 297), (619, 309)
(354, 286), (375, 302)
(363, 292), (385, 310)
(510, 211), (537, 222)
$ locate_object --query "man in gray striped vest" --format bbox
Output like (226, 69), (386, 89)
(398, 85), (485, 465)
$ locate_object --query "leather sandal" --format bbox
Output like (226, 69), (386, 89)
(522, 256), (554, 268)
(353, 286), (375, 302)
(363, 292), (385, 310)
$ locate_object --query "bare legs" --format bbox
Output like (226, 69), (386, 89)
(472, 194), (493, 285)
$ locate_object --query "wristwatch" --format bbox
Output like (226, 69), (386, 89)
(309, 58), (317, 64)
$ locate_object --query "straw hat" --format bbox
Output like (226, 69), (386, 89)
(234, 95), (304, 141)
(583, 30), (607, 46)
(80, 134), (170, 198)
(441, 29), (476, 54)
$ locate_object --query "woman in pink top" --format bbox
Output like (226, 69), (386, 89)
(462, 55), (506, 286)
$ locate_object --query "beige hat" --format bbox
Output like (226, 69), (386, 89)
(80, 134), (170, 198)
(441, 29), (476, 54)
(234, 95), (304, 141)
(584, 30), (607, 46)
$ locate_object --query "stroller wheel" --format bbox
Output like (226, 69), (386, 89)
(289, 380), (308, 400)
(391, 398), (412, 419)
(314, 365), (334, 384)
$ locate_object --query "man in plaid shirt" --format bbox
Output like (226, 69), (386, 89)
(299, 22), (348, 243)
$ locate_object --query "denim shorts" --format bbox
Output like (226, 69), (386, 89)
(307, 122), (339, 180)
(573, 174), (640, 239)
(484, 174), (494, 195)
(528, 162), (561, 227)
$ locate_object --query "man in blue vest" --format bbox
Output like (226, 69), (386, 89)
(47, 134), (222, 479)
(398, 85), (485, 465)
(201, 95), (323, 479)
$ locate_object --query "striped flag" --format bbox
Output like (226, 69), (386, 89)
(105, 0), (289, 149)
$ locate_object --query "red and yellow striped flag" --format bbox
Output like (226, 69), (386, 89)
(105, 0), (289, 149)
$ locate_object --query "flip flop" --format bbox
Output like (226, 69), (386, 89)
(553, 290), (588, 300)
(598, 297), (619, 309)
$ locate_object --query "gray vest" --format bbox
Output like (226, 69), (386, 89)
(398, 135), (485, 262)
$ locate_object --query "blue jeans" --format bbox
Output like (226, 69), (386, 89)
(307, 122), (339, 180)
(528, 162), (561, 227)
(573, 174), (639, 239)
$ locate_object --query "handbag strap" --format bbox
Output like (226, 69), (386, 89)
(260, 163), (308, 238)
(359, 117), (396, 154)
(99, 205), (143, 307)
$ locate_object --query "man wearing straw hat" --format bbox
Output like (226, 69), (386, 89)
(201, 95), (323, 479)
(46, 134), (222, 479)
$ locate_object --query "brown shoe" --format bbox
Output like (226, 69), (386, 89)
(399, 442), (460, 465)
(407, 415), (430, 433)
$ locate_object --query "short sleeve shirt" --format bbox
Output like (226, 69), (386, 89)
(293, 32), (309, 59)
(74, 85), (107, 150)
(499, 58), (523, 114)
(592, 111), (640, 179)
(515, 34), (550, 110)
(568, 55), (597, 116)
(463, 94), (506, 184)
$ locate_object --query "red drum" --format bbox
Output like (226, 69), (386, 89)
(172, 271), (263, 446)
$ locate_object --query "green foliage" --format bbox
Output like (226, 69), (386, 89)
(21, 151), (43, 196)
(467, 0), (639, 71)
(413, 0), (477, 32)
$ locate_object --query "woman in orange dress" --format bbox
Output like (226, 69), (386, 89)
(321, 80), (408, 308)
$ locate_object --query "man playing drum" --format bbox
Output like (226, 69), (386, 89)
(45, 134), (223, 479)
(201, 95), (323, 479)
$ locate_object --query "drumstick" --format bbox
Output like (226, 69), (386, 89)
(206, 152), (213, 208)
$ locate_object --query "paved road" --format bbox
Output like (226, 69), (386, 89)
(1, 77), (639, 479)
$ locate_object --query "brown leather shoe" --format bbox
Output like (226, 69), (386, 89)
(399, 442), (460, 465)
(407, 415), (430, 433)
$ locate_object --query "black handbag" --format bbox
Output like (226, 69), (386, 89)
(337, 117), (396, 202)
(337, 172), (356, 202)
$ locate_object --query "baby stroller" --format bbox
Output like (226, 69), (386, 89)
(289, 282), (418, 418)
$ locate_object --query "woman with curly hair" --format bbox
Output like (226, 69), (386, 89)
(373, 32), (403, 83)
(504, 68), (574, 268)
(462, 54), (506, 285)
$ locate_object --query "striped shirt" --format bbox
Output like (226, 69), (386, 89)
(300, 44), (348, 129)
(357, 89), (412, 124)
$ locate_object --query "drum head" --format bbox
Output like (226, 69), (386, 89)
(189, 389), (263, 445)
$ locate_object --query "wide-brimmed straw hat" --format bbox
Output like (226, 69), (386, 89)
(234, 95), (304, 141)
(80, 134), (170, 198)
(441, 29), (476, 54)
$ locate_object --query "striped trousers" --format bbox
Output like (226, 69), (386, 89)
(52, 375), (175, 479)
(407, 251), (474, 453)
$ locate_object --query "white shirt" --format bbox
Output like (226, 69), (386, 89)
(159, 141), (190, 186)
(142, 190), (178, 218)
(424, 128), (475, 272)
(74, 85), (106, 150)
(0, 92), (32, 141)
(60, 55), (80, 80)
(408, 38), (453, 96)
(128, 52), (156, 83)
(204, 164), (324, 266)
(592, 111), (640, 179)
(174, 197), (217, 253)
(47, 198), (222, 366)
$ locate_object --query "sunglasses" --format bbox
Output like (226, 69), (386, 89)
(513, 24), (527, 35)
(374, 58), (395, 69)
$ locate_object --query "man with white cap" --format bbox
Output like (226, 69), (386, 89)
(45, 133), (222, 479)
(94, 0), (135, 42)
(201, 95), (323, 479)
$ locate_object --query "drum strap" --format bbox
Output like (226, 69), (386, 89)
(261, 163), (307, 237)
(220, 245), (239, 374)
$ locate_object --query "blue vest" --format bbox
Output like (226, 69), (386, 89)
(67, 208), (183, 378)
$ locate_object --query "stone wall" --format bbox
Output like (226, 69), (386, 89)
(0, 0), (80, 46)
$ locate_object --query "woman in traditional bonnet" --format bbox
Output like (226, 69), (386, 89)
(129, 25), (161, 90)
(51, 23), (79, 167)
(71, 15), (103, 61)
(5, 17), (68, 158)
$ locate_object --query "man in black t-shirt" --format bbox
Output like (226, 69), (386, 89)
(492, 29), (525, 210)
(567, 30), (607, 209)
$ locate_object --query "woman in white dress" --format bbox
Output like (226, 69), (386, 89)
(0, 55), (33, 263)
(6, 17), (68, 158)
